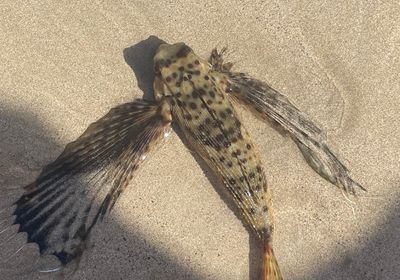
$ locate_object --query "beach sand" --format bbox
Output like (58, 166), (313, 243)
(1, 1), (399, 279)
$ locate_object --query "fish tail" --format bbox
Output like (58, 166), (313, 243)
(262, 239), (283, 280)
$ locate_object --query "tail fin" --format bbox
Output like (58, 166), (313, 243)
(263, 241), (283, 280)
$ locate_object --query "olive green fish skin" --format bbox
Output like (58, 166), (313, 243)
(154, 43), (273, 237)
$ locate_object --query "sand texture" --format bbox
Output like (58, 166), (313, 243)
(1, 1), (399, 279)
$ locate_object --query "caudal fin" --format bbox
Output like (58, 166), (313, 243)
(262, 242), (283, 280)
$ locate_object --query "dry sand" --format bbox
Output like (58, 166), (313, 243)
(1, 1), (399, 279)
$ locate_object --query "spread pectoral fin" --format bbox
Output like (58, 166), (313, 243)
(226, 72), (365, 194)
(11, 99), (172, 268)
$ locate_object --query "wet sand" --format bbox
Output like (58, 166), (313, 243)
(1, 1), (399, 279)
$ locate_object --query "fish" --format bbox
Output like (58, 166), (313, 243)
(1, 42), (365, 279)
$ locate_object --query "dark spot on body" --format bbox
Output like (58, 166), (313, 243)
(194, 59), (200, 65)
(198, 88), (206, 96)
(172, 72), (178, 79)
(239, 176), (245, 182)
(263, 206), (268, 212)
(176, 92), (182, 98)
(228, 178), (236, 185)
(188, 63), (193, 68)
(155, 59), (165, 70)
(250, 208), (256, 214)
(192, 91), (199, 98)
(223, 141), (231, 148)
(204, 75), (209, 80)
(246, 144), (252, 150)
(183, 76), (188, 81)
(215, 134), (224, 142)
(256, 165), (262, 173)
(226, 108), (233, 115)
(176, 45), (192, 58)
(255, 185), (261, 191)
(227, 162), (233, 167)
(179, 66), (184, 71)
(209, 91), (216, 98)
(206, 100), (213, 105)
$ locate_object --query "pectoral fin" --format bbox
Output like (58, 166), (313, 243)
(6, 99), (172, 270)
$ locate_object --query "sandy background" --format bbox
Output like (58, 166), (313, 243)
(1, 1), (399, 279)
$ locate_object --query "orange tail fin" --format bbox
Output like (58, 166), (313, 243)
(262, 241), (283, 280)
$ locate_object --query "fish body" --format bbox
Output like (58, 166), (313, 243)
(154, 43), (281, 279)
(154, 43), (272, 237)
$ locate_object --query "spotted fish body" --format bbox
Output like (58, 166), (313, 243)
(153, 43), (272, 237)
(1, 41), (365, 280)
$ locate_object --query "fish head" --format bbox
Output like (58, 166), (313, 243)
(153, 42), (210, 99)
(153, 42), (193, 73)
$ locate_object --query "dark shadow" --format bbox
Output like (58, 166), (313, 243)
(123, 35), (262, 279)
(0, 104), (204, 279)
(0, 106), (61, 206)
(301, 199), (400, 280)
(123, 36), (166, 101)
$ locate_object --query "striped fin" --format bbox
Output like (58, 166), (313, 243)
(9, 99), (172, 267)
(225, 72), (365, 194)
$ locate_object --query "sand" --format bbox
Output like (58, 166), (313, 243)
(1, 1), (399, 279)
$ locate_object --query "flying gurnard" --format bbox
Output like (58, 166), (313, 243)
(2, 42), (364, 279)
